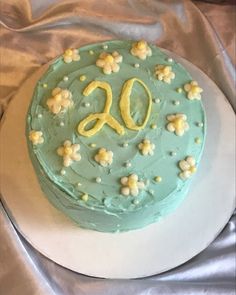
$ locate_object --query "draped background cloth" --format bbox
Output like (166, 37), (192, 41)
(0, 1), (235, 294)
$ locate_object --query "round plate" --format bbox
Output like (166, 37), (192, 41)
(0, 50), (235, 279)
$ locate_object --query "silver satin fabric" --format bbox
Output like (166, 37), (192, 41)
(0, 1), (235, 294)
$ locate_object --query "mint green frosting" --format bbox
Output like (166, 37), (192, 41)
(26, 40), (206, 232)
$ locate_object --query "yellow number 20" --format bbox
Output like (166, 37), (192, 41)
(77, 78), (152, 137)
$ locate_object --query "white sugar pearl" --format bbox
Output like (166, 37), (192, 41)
(154, 98), (161, 103)
(195, 137), (201, 144)
(77, 182), (82, 187)
(63, 76), (69, 81)
(37, 114), (42, 118)
(96, 177), (101, 183)
(125, 162), (131, 168)
(60, 169), (66, 175)
(123, 142), (128, 148)
(103, 45), (108, 49)
(167, 57), (173, 62)
(170, 151), (176, 157)
(173, 100), (180, 106)
(197, 122), (204, 127)
(134, 63), (140, 68)
(133, 199), (139, 205)
(60, 122), (64, 126)
(84, 102), (90, 108)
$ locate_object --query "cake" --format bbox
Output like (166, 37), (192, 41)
(26, 40), (206, 232)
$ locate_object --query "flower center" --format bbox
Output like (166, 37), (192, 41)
(64, 147), (73, 155)
(32, 133), (39, 140)
(99, 151), (109, 161)
(137, 41), (146, 50)
(128, 178), (137, 189)
(104, 55), (114, 63)
(143, 142), (151, 150)
(191, 85), (200, 94)
(54, 94), (62, 102)
(65, 49), (73, 56)
(173, 118), (184, 130)
(189, 166), (196, 174)
(163, 66), (170, 75)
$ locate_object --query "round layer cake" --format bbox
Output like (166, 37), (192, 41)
(26, 40), (206, 232)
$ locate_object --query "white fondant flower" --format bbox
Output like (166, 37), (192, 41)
(138, 139), (155, 156)
(120, 174), (145, 196)
(178, 156), (197, 180)
(96, 51), (123, 74)
(184, 81), (203, 100)
(166, 113), (189, 136)
(130, 40), (152, 60)
(155, 65), (175, 84)
(29, 130), (44, 145)
(94, 148), (113, 167)
(57, 140), (81, 167)
(63, 48), (80, 63)
(46, 88), (73, 114)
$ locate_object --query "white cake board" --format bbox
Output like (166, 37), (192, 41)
(0, 51), (235, 279)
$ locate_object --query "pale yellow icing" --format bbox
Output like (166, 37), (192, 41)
(119, 78), (152, 131)
(130, 40), (152, 60)
(155, 65), (175, 84)
(29, 130), (44, 145)
(96, 51), (122, 74)
(184, 81), (203, 100)
(94, 148), (113, 167)
(63, 48), (80, 63)
(120, 174), (145, 196)
(46, 88), (73, 114)
(166, 114), (189, 136)
(179, 156), (197, 180)
(77, 81), (125, 137)
(138, 139), (155, 156)
(57, 140), (81, 167)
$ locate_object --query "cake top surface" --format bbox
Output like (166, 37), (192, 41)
(27, 40), (206, 214)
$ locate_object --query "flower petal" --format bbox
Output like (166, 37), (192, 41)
(167, 123), (175, 132)
(96, 59), (105, 67)
(64, 140), (71, 147)
(167, 115), (176, 121)
(72, 144), (80, 152)
(64, 56), (72, 63)
(121, 187), (130, 196)
(121, 177), (128, 185)
(103, 65), (112, 75)
(52, 87), (61, 96)
(184, 84), (191, 92)
(130, 174), (138, 181)
(57, 147), (64, 156)
(111, 63), (119, 73)
(176, 129), (184, 136)
(186, 156), (196, 166)
(71, 153), (81, 161)
(51, 103), (61, 114)
(64, 156), (72, 167)
(179, 160), (190, 171)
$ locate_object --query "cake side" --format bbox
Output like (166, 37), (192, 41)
(26, 40), (206, 232)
